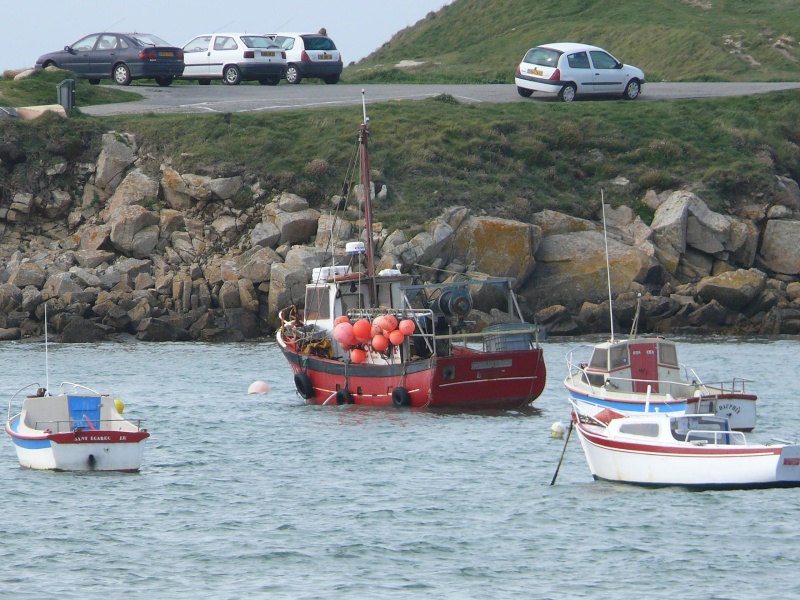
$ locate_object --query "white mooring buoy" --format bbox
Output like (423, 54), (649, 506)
(248, 381), (271, 395)
(551, 421), (567, 439)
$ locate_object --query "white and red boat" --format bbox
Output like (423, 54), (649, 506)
(6, 382), (149, 472)
(276, 95), (546, 409)
(571, 405), (800, 489)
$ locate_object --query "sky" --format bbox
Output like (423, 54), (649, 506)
(1, 0), (453, 72)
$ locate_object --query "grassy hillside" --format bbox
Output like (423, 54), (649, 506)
(348, 0), (800, 83)
(2, 90), (798, 233)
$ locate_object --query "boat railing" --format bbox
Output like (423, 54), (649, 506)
(686, 369), (753, 396)
(58, 381), (104, 396)
(32, 418), (147, 434)
(680, 428), (747, 446)
(7, 383), (43, 422)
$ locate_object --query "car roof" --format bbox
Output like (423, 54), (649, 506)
(191, 33), (270, 37)
(533, 42), (606, 54)
(266, 33), (332, 38)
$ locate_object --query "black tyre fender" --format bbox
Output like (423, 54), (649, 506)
(623, 79), (641, 100)
(294, 371), (314, 399)
(113, 63), (132, 86)
(392, 386), (411, 408)
(223, 65), (241, 85)
(558, 83), (576, 102)
(336, 389), (354, 405)
(517, 86), (533, 98)
(285, 65), (302, 84)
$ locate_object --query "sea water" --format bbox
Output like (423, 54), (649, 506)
(1, 337), (798, 599)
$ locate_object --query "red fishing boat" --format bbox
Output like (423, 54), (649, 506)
(276, 94), (546, 409)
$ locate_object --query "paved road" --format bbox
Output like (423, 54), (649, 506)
(80, 82), (800, 116)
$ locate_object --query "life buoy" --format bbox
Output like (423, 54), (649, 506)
(336, 389), (354, 405)
(392, 386), (411, 408)
(294, 372), (315, 399)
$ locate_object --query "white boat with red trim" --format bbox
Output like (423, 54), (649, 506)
(565, 336), (757, 431)
(276, 93), (546, 410)
(6, 382), (149, 472)
(571, 405), (800, 489)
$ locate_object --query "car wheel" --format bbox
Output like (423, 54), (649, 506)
(258, 76), (280, 86)
(113, 64), (132, 86)
(43, 60), (57, 69)
(517, 86), (533, 98)
(558, 83), (576, 102)
(623, 79), (641, 100)
(199, 79), (211, 86)
(88, 79), (101, 85)
(223, 65), (241, 85)
(155, 76), (174, 87)
(323, 74), (340, 84)
(285, 65), (302, 84)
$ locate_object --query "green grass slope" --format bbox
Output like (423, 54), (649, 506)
(347, 0), (800, 83)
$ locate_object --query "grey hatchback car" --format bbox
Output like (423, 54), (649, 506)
(35, 32), (184, 86)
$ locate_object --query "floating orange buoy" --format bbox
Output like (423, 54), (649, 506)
(334, 322), (356, 345)
(334, 315), (351, 326)
(398, 319), (415, 335)
(350, 348), (367, 363)
(382, 315), (398, 332)
(389, 329), (405, 346)
(352, 319), (372, 342)
(372, 334), (389, 353)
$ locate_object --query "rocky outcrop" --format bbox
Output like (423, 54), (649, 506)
(1, 128), (799, 342)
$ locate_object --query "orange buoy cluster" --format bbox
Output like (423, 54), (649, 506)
(332, 315), (416, 364)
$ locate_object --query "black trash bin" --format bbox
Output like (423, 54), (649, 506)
(57, 79), (76, 111)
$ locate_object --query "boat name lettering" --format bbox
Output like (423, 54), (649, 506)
(471, 359), (512, 370)
(717, 403), (741, 414)
(783, 457), (800, 466)
(74, 435), (112, 442)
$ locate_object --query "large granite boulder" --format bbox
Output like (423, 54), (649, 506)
(95, 132), (137, 192)
(522, 230), (651, 310)
(695, 268), (767, 311)
(759, 220), (800, 275)
(448, 216), (540, 285)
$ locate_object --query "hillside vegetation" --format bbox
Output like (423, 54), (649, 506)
(348, 0), (800, 83)
(2, 85), (799, 231)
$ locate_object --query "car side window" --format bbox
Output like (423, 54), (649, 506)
(276, 37), (295, 51)
(214, 36), (238, 51)
(118, 37), (129, 49)
(567, 52), (590, 69)
(589, 51), (618, 69)
(98, 34), (117, 50)
(185, 36), (211, 53)
(73, 35), (99, 51)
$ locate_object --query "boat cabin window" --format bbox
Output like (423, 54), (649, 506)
(589, 349), (607, 370)
(658, 342), (678, 367)
(619, 422), (659, 437)
(609, 344), (629, 370)
(671, 415), (729, 443)
(305, 286), (331, 320)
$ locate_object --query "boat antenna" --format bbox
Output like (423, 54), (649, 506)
(44, 302), (50, 394)
(601, 190), (615, 342)
(359, 89), (377, 307)
(630, 292), (642, 338)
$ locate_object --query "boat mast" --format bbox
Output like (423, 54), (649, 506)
(601, 190), (615, 342)
(359, 90), (377, 307)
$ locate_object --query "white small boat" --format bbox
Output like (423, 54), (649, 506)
(565, 336), (758, 431)
(6, 382), (149, 472)
(571, 405), (800, 489)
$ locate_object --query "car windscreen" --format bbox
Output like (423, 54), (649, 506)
(241, 36), (281, 49)
(522, 47), (561, 67)
(300, 36), (336, 51)
(129, 34), (172, 47)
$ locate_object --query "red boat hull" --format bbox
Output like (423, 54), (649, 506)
(280, 345), (546, 410)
